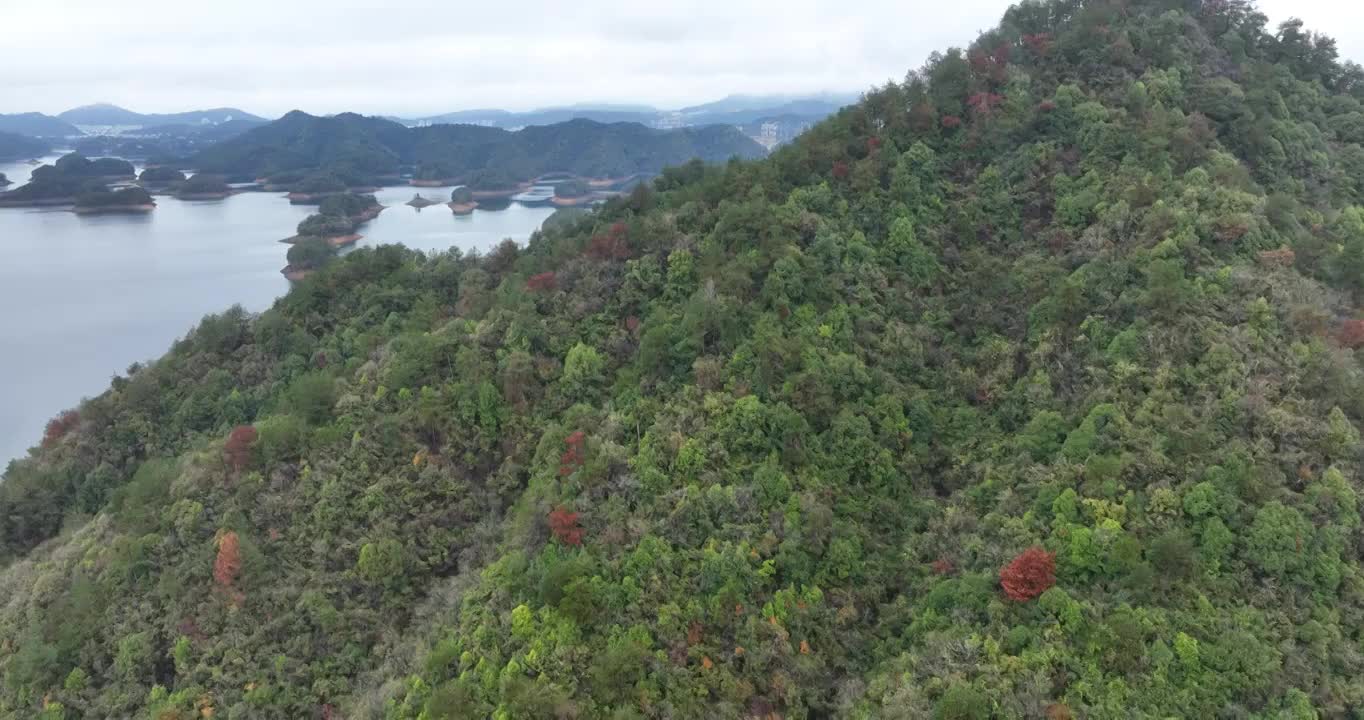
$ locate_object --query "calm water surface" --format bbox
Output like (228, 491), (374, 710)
(0, 159), (554, 465)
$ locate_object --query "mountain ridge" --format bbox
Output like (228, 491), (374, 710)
(191, 110), (768, 185)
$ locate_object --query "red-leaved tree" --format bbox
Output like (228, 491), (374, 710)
(224, 425), (258, 472)
(42, 409), (80, 447)
(214, 531), (243, 603)
(831, 161), (850, 180)
(1257, 247), (1295, 268)
(548, 507), (583, 546)
(587, 222), (631, 260)
(1000, 547), (1056, 601)
(526, 271), (558, 292)
(1339, 319), (1364, 349)
(559, 431), (586, 476)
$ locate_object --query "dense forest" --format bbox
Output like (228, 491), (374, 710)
(0, 112), (81, 138)
(191, 112), (767, 188)
(7, 0), (1364, 717)
(0, 154), (136, 203)
(0, 131), (47, 162)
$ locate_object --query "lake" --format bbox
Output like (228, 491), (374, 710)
(0, 156), (558, 466)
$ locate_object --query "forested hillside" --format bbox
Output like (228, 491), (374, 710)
(191, 112), (767, 187)
(7, 0), (1364, 717)
(0, 131), (48, 161)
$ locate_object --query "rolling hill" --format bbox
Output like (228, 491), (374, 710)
(192, 111), (768, 185)
(6, 0), (1364, 718)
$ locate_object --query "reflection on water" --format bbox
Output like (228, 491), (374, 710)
(0, 156), (556, 465)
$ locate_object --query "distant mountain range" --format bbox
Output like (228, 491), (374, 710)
(0, 94), (856, 153)
(394, 94), (858, 146)
(0, 131), (49, 161)
(193, 111), (768, 188)
(57, 103), (266, 129)
(0, 105), (268, 140)
(0, 113), (82, 138)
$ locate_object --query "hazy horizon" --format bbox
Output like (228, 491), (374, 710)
(5, 0), (1359, 118)
(34, 92), (864, 122)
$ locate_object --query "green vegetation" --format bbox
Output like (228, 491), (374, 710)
(7, 1), (1364, 718)
(175, 174), (232, 196)
(73, 186), (153, 209)
(2, 153), (134, 203)
(318, 192), (380, 219)
(295, 213), (353, 238)
(193, 111), (766, 186)
(284, 236), (336, 271)
(138, 166), (186, 184)
(555, 178), (591, 198)
(45, 153), (135, 179)
(294, 193), (382, 241)
(448, 186), (473, 204)
(542, 206), (591, 233)
(0, 130), (47, 161)
(289, 172), (347, 195)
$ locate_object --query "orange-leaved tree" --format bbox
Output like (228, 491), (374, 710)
(1000, 546), (1055, 601)
(214, 530), (243, 603)
(548, 507), (583, 546)
(224, 425), (258, 472)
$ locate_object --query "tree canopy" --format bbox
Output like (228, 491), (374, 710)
(7, 1), (1364, 718)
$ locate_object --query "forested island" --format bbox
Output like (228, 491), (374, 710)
(192, 112), (766, 190)
(173, 174), (234, 200)
(447, 186), (477, 214)
(0, 130), (47, 162)
(10, 1), (1364, 718)
(72, 186), (156, 214)
(280, 193), (384, 278)
(137, 166), (187, 188)
(0, 153), (136, 207)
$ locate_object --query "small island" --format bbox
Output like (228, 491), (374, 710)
(406, 193), (440, 209)
(138, 166), (187, 189)
(285, 173), (347, 204)
(466, 168), (530, 200)
(0, 153), (138, 207)
(281, 192), (382, 248)
(551, 178), (597, 206)
(447, 186), (478, 214)
(320, 192), (384, 224)
(174, 174), (234, 200)
(0, 173), (8, 188)
(47, 153), (136, 181)
(73, 186), (156, 214)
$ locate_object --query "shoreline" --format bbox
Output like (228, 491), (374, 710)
(0, 197), (77, 208)
(550, 195), (597, 207)
(279, 232), (362, 248)
(174, 190), (236, 201)
(448, 201), (478, 215)
(72, 203), (157, 215)
(471, 184), (531, 200)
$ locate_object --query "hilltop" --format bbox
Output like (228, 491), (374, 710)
(6, 1), (1364, 718)
(0, 113), (81, 138)
(0, 131), (48, 161)
(56, 103), (266, 129)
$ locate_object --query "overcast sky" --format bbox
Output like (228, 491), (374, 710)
(2, 0), (1361, 117)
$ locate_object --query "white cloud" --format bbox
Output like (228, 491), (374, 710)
(0, 0), (1359, 117)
